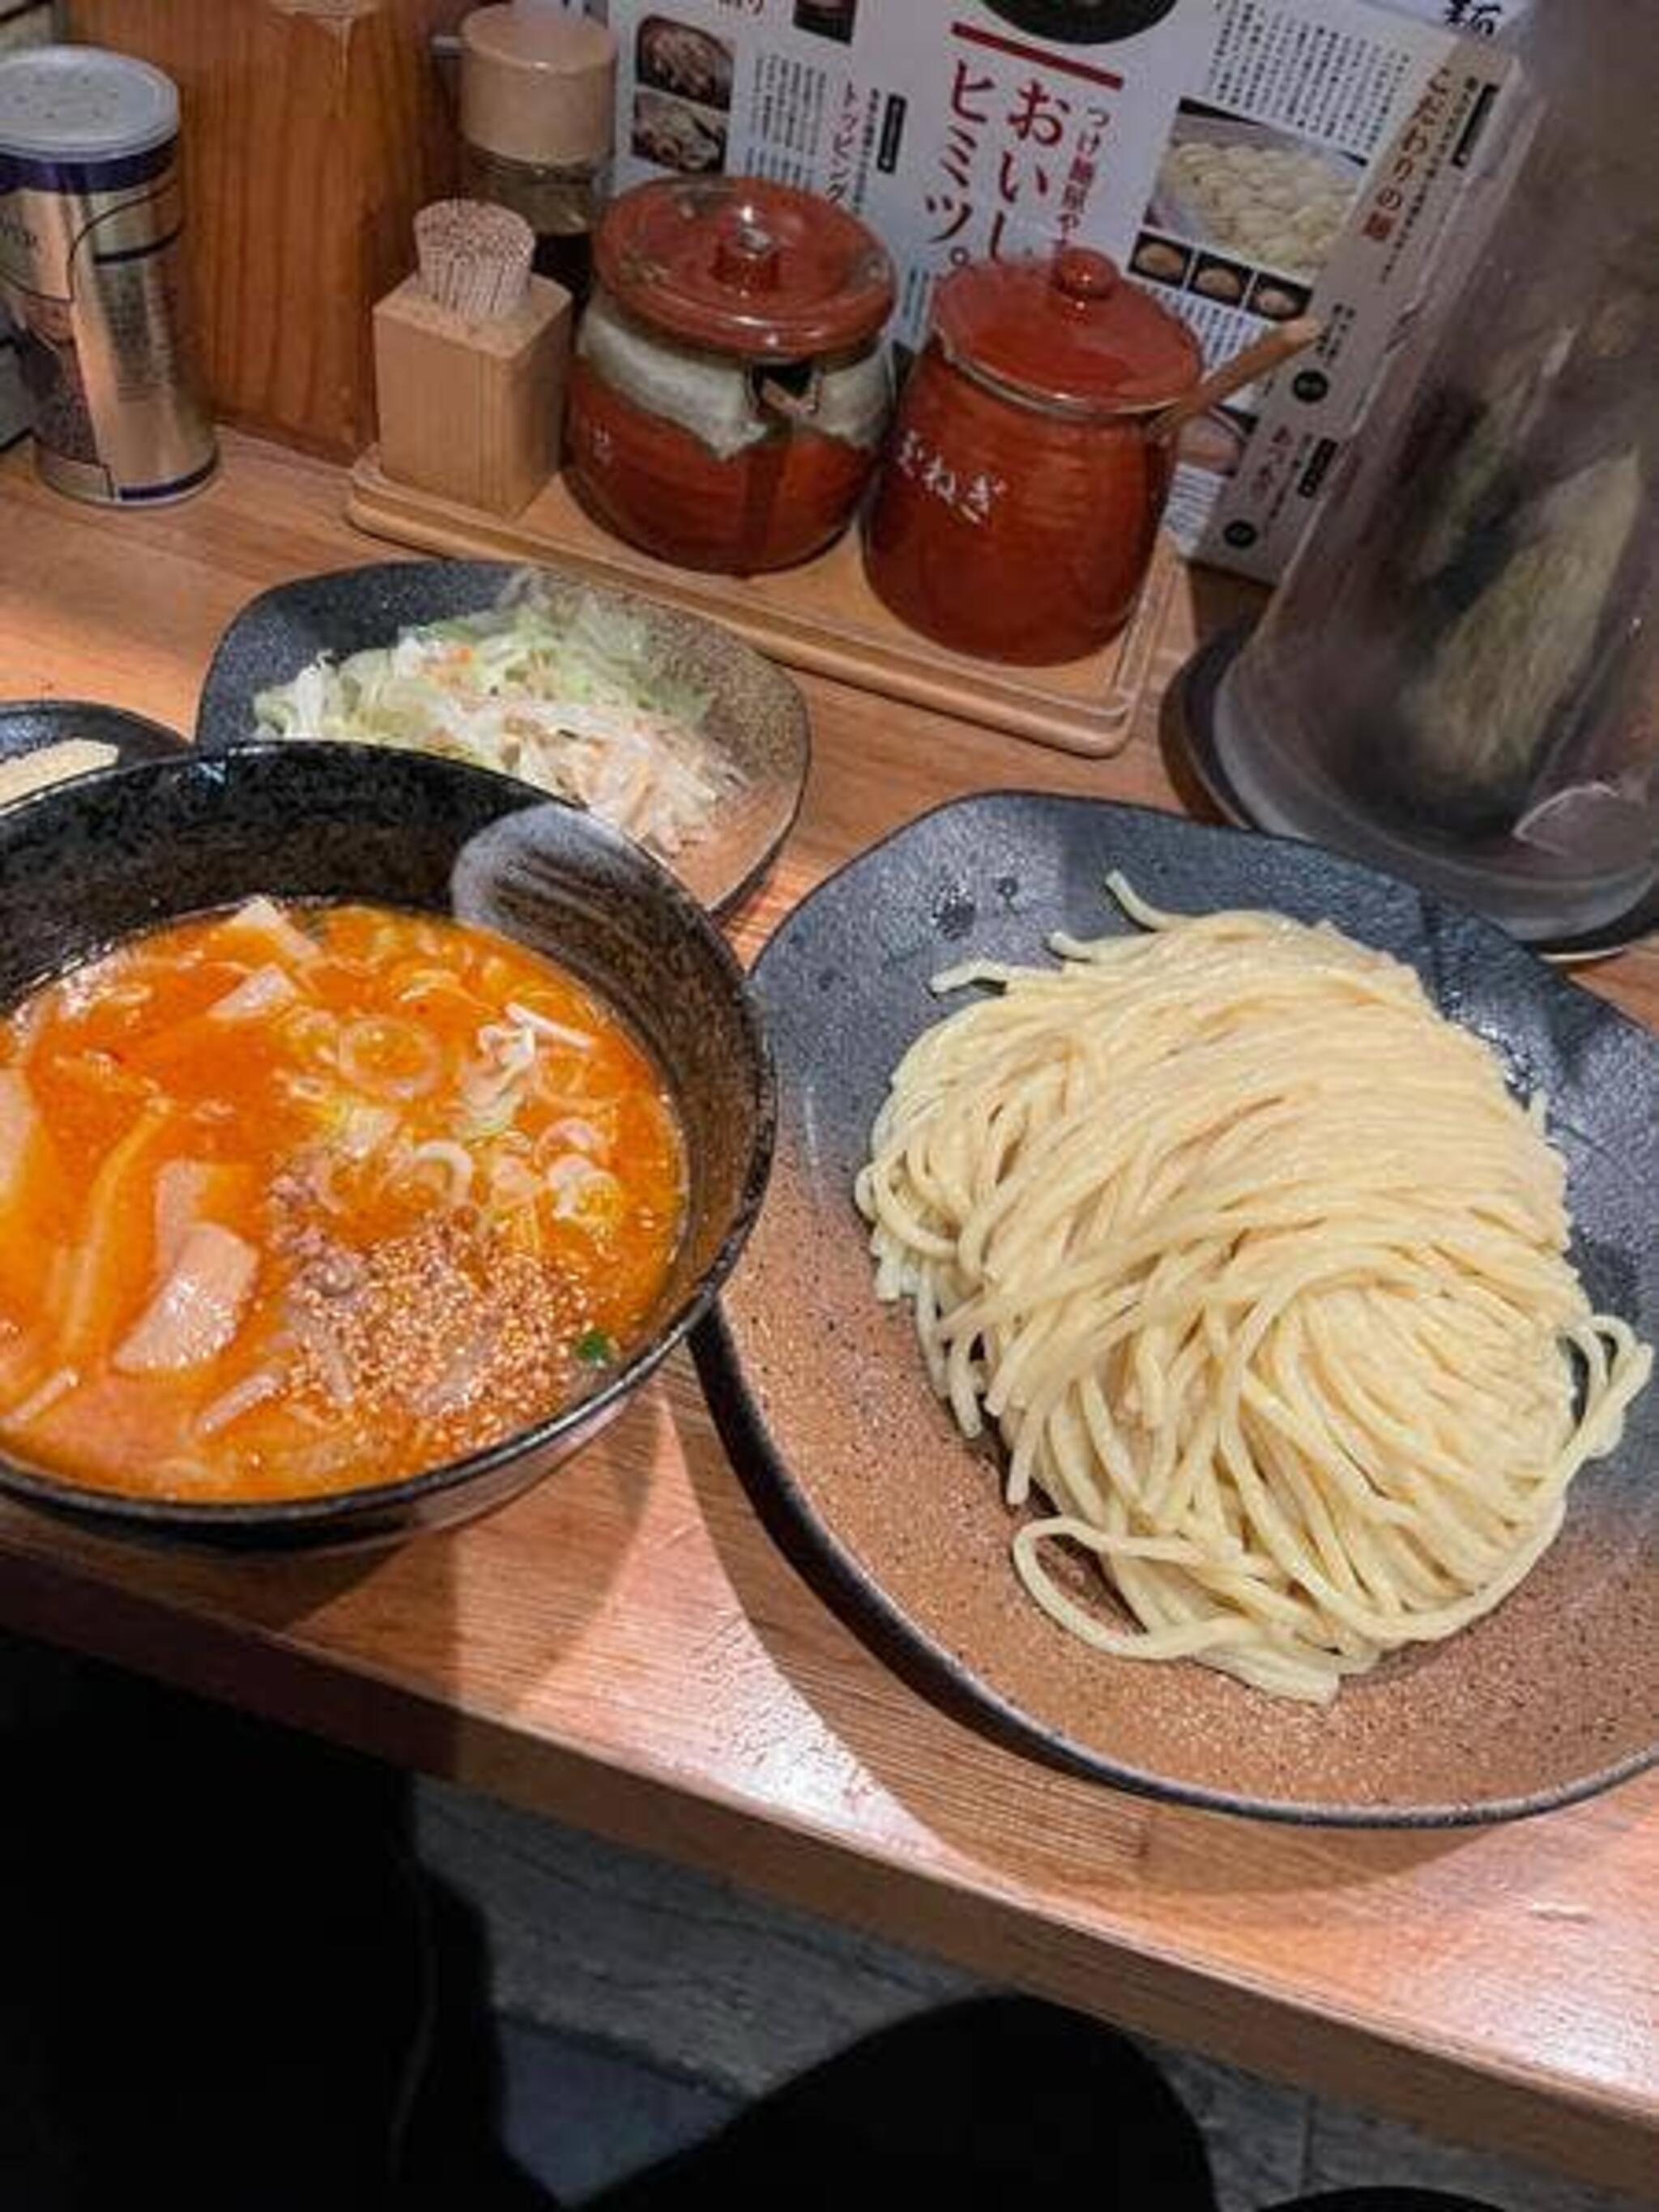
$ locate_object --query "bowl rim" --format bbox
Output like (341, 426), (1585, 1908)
(0, 697), (189, 761)
(0, 740), (778, 1533)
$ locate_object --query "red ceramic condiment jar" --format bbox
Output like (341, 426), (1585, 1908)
(567, 176), (894, 574)
(864, 247), (1202, 665)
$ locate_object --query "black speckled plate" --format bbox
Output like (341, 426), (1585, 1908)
(695, 792), (1659, 1826)
(0, 700), (186, 801)
(194, 559), (810, 916)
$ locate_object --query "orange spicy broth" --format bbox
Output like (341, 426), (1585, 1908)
(0, 900), (686, 1500)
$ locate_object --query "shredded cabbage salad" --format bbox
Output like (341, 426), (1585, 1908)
(252, 576), (739, 859)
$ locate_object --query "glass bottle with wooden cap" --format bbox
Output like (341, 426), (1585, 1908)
(458, 2), (616, 307)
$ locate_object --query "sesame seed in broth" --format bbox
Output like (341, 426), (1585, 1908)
(284, 1213), (583, 1464)
(0, 900), (686, 1503)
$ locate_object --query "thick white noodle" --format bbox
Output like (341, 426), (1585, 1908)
(854, 878), (1652, 1705)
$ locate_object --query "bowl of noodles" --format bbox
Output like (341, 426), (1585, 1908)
(0, 743), (773, 1549)
(701, 792), (1659, 1823)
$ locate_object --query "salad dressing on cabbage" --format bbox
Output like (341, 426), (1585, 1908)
(254, 579), (739, 862)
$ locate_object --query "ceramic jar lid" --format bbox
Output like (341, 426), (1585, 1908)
(595, 177), (894, 360)
(933, 246), (1201, 416)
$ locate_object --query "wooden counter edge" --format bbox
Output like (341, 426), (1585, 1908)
(2, 1541), (1651, 2200)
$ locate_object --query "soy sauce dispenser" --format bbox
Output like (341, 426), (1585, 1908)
(458, 1), (616, 308)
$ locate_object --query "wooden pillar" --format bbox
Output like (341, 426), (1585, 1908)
(63, 0), (473, 457)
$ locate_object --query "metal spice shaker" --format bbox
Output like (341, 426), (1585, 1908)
(0, 44), (215, 505)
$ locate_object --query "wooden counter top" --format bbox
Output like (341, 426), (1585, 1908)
(2, 433), (1656, 2197)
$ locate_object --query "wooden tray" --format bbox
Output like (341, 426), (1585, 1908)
(347, 450), (1175, 759)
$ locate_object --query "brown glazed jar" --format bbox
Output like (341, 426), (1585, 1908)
(567, 177), (894, 574)
(864, 247), (1202, 665)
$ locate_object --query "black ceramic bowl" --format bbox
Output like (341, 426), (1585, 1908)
(0, 743), (774, 1549)
(196, 560), (812, 917)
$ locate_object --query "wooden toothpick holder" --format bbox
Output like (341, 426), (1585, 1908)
(373, 272), (571, 519)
